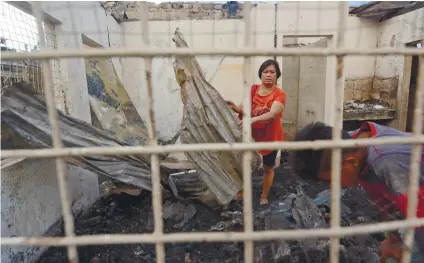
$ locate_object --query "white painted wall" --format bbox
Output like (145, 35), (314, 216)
(375, 8), (424, 130)
(122, 19), (245, 141)
(375, 8), (424, 78)
(1, 3), (117, 263)
(42, 1), (127, 124)
(122, 2), (380, 137)
(276, 2), (378, 79)
(1, 159), (99, 263)
(276, 1), (378, 125)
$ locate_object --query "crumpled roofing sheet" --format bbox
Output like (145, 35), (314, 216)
(349, 1), (424, 22)
(172, 28), (262, 206)
(1, 82), (170, 191)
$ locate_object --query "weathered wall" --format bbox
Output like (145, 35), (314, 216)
(122, 19), (245, 141)
(1, 159), (99, 263)
(375, 8), (424, 130)
(122, 2), (379, 141)
(297, 38), (329, 130)
(375, 8), (424, 77)
(276, 2), (379, 127)
(1, 3), (118, 263)
(84, 44), (150, 145)
(102, 1), (246, 22)
(147, 2), (245, 21)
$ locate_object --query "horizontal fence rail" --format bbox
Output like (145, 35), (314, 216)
(3, 218), (424, 247)
(2, 136), (424, 159)
(2, 47), (424, 60)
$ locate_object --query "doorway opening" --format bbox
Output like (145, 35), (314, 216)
(280, 35), (332, 140)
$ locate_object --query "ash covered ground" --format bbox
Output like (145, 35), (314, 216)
(37, 159), (384, 263)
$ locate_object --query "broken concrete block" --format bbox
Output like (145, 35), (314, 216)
(370, 91), (381, 100)
(361, 89), (370, 100)
(353, 89), (363, 100)
(192, 4), (201, 12)
(344, 90), (354, 101)
(161, 3), (172, 9)
(344, 79), (355, 92)
(172, 3), (183, 9)
(203, 4), (215, 10)
(214, 4), (223, 10)
(163, 200), (196, 229)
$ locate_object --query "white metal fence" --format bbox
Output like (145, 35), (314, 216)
(0, 2), (66, 112)
(1, 2), (423, 263)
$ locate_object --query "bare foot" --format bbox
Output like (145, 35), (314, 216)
(259, 198), (268, 205)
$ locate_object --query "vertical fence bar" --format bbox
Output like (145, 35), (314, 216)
(242, 2), (254, 263)
(329, 2), (348, 263)
(401, 48), (424, 263)
(139, 2), (165, 263)
(31, 2), (79, 263)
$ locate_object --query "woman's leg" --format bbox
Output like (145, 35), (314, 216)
(260, 151), (278, 205)
(260, 165), (275, 205)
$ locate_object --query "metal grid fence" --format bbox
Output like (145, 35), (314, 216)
(1, 2), (424, 263)
(0, 2), (66, 112)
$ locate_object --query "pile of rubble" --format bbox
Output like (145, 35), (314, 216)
(37, 164), (384, 263)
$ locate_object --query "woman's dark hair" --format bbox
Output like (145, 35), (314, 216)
(258, 59), (281, 79)
(289, 122), (353, 180)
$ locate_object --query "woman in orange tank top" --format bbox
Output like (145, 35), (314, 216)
(227, 59), (286, 205)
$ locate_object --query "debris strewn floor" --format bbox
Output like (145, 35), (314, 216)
(37, 161), (384, 263)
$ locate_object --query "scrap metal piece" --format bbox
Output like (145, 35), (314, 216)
(172, 28), (262, 206)
(1, 82), (170, 191)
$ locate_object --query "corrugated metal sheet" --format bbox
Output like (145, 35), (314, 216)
(172, 28), (262, 206)
(1, 82), (169, 190)
(1, 82), (224, 206)
(349, 1), (424, 22)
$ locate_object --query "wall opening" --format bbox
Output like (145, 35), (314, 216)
(0, 2), (43, 94)
(280, 35), (331, 140)
(0, 2), (65, 112)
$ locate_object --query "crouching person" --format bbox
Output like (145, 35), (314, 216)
(290, 121), (424, 263)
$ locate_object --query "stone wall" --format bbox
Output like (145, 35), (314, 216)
(101, 1), (246, 22)
(344, 77), (398, 107)
(148, 2), (245, 21)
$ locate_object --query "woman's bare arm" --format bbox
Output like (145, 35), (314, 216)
(251, 101), (285, 124)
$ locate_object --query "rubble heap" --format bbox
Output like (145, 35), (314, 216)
(37, 164), (384, 263)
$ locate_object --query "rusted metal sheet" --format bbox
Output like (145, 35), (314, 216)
(1, 82), (170, 190)
(172, 28), (262, 206)
(84, 56), (153, 146)
(1, 82), (221, 205)
(349, 1), (424, 22)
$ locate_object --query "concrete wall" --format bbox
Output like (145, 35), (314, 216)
(147, 2), (245, 20)
(122, 2), (379, 141)
(1, 159), (99, 263)
(375, 8), (424, 130)
(297, 38), (329, 130)
(1, 3), (116, 263)
(42, 1), (126, 124)
(375, 8), (424, 77)
(275, 2), (378, 136)
(122, 19), (245, 141)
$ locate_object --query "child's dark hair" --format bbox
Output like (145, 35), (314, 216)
(289, 122), (353, 180)
(258, 59), (281, 79)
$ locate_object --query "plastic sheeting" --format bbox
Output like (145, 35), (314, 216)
(1, 82), (170, 190)
(172, 28), (262, 206)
